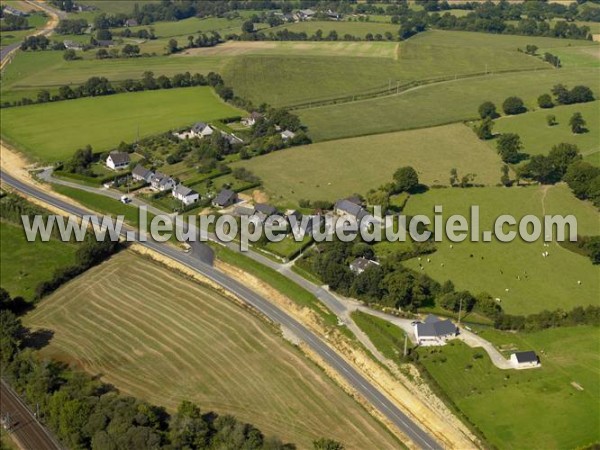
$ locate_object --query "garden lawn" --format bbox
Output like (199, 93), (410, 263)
(401, 185), (600, 315)
(417, 326), (599, 449)
(1, 87), (243, 162)
(234, 123), (504, 205)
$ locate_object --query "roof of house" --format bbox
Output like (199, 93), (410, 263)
(132, 164), (152, 179)
(233, 206), (255, 216)
(174, 184), (197, 197)
(125, 18), (138, 26)
(254, 203), (277, 216)
(213, 188), (237, 206)
(281, 130), (296, 139)
(108, 152), (130, 165)
(96, 40), (114, 47)
(350, 257), (379, 272)
(416, 315), (457, 338)
(158, 177), (174, 187)
(192, 122), (208, 133)
(334, 199), (368, 220)
(513, 351), (539, 363)
(299, 9), (315, 15)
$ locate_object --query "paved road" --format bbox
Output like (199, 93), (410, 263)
(0, 380), (62, 450)
(1, 170), (443, 449)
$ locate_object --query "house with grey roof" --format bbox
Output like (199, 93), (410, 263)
(63, 40), (84, 51)
(414, 315), (458, 346)
(212, 189), (238, 208)
(125, 18), (138, 27)
(106, 152), (130, 171)
(3, 6), (29, 16)
(280, 130), (296, 141)
(510, 351), (541, 369)
(242, 111), (263, 127)
(349, 257), (380, 275)
(173, 184), (199, 206)
(132, 164), (154, 183)
(334, 199), (369, 221)
(150, 172), (175, 192)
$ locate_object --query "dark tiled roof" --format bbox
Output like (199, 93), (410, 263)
(416, 316), (457, 338)
(108, 152), (130, 165)
(213, 189), (237, 206)
(254, 203), (277, 216)
(514, 351), (539, 363)
(174, 184), (197, 197)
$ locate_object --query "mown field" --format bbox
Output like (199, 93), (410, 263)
(235, 123), (504, 204)
(1, 87), (243, 161)
(24, 251), (399, 449)
(401, 185), (600, 315)
(299, 66), (600, 141)
(224, 29), (570, 107)
(418, 326), (600, 449)
(0, 220), (78, 301)
(491, 100), (600, 162)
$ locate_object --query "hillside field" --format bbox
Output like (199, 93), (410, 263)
(0, 221), (78, 301)
(418, 326), (599, 449)
(24, 251), (400, 449)
(490, 101), (600, 161)
(235, 123), (504, 204)
(223, 29), (565, 107)
(401, 185), (600, 315)
(299, 66), (600, 141)
(1, 87), (243, 161)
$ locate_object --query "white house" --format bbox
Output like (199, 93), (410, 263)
(173, 184), (199, 206)
(106, 152), (130, 171)
(510, 351), (541, 369)
(192, 122), (214, 138)
(150, 172), (176, 192)
(242, 111), (263, 127)
(281, 130), (296, 140)
(414, 315), (458, 346)
(349, 257), (380, 275)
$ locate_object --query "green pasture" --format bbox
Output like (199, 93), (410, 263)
(491, 101), (600, 159)
(401, 185), (599, 315)
(418, 326), (599, 449)
(299, 67), (600, 141)
(234, 123), (504, 205)
(1, 87), (243, 161)
(0, 11), (49, 48)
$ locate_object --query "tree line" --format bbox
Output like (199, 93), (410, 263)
(0, 7), (30, 31)
(1, 71), (225, 108)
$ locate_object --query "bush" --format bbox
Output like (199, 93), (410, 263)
(502, 96), (526, 115)
(537, 94), (553, 109)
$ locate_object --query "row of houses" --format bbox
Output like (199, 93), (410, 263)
(132, 164), (199, 206)
(3, 6), (29, 16)
(282, 9), (341, 21)
(174, 122), (244, 145)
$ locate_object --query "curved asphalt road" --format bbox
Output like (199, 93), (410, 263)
(0, 170), (442, 450)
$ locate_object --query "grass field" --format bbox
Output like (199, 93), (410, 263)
(234, 123), (505, 204)
(418, 326), (600, 449)
(23, 251), (399, 449)
(401, 185), (600, 315)
(299, 66), (600, 141)
(268, 20), (402, 37)
(0, 221), (78, 301)
(1, 87), (243, 161)
(223, 29), (564, 107)
(491, 101), (600, 161)
(351, 311), (407, 362)
(0, 11), (49, 49)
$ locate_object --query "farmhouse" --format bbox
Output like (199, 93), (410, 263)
(95, 40), (115, 48)
(296, 9), (316, 21)
(510, 351), (541, 369)
(281, 130), (296, 140)
(349, 257), (380, 275)
(132, 164), (154, 183)
(63, 40), (84, 51)
(242, 111), (263, 127)
(326, 10), (342, 20)
(213, 189), (238, 208)
(233, 205), (255, 217)
(106, 152), (130, 171)
(192, 122), (214, 138)
(125, 18), (138, 27)
(251, 203), (279, 224)
(173, 184), (200, 206)
(334, 198), (369, 221)
(150, 172), (175, 192)
(414, 315), (458, 346)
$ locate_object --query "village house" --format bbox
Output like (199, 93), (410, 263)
(349, 257), (380, 275)
(63, 40), (84, 51)
(124, 18), (138, 27)
(95, 39), (115, 47)
(212, 188), (238, 208)
(414, 315), (458, 346)
(334, 198), (369, 221)
(131, 164), (154, 183)
(192, 122), (214, 138)
(250, 203), (279, 225)
(280, 130), (296, 141)
(3, 6), (28, 16)
(242, 111), (263, 127)
(295, 9), (315, 21)
(173, 184), (200, 206)
(510, 351), (541, 369)
(106, 152), (130, 171)
(326, 10), (342, 20)
(150, 172), (176, 192)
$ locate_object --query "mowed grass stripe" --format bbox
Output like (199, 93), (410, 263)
(26, 252), (399, 448)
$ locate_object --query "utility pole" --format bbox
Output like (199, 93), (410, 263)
(403, 333), (408, 357)
(458, 297), (463, 327)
